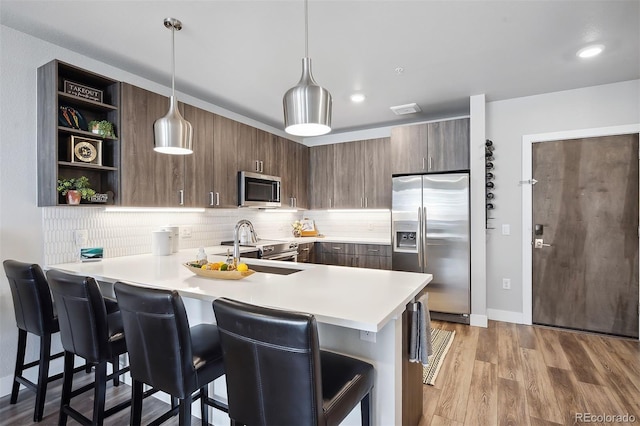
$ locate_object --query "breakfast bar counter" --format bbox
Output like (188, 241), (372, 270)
(49, 247), (432, 425)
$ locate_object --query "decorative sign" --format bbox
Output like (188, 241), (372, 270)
(64, 80), (103, 103)
(90, 193), (109, 203)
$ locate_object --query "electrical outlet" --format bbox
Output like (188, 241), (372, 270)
(360, 330), (376, 342)
(74, 229), (88, 246)
(180, 226), (192, 239)
(502, 278), (511, 290)
(501, 224), (511, 235)
(368, 222), (374, 231)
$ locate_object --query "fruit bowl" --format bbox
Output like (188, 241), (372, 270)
(183, 263), (255, 280)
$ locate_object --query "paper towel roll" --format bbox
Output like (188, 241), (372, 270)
(160, 226), (179, 253)
(152, 230), (172, 256)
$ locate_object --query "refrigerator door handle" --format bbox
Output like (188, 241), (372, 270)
(423, 207), (428, 267)
(417, 207), (423, 269)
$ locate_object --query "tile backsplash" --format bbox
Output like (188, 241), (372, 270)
(42, 207), (391, 265)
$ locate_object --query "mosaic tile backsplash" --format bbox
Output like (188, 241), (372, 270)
(42, 208), (391, 265)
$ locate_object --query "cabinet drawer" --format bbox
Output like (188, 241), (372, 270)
(317, 242), (356, 255)
(354, 244), (390, 257)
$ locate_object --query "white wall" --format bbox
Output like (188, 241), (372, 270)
(485, 79), (640, 320)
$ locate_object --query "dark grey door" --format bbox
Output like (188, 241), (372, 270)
(532, 134), (639, 338)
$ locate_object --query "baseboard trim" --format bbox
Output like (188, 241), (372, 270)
(487, 309), (524, 324)
(470, 314), (488, 328)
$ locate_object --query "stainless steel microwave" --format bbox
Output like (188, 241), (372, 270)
(238, 171), (281, 208)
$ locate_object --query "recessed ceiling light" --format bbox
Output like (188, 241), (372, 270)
(577, 44), (604, 58)
(350, 93), (366, 103)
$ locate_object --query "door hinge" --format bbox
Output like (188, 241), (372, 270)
(519, 179), (538, 185)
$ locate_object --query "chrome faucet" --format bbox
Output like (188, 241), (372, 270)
(233, 219), (257, 261)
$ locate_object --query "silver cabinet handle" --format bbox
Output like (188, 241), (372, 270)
(260, 161), (264, 173)
(428, 156), (433, 170)
(422, 157), (426, 170)
(215, 192), (220, 206)
(365, 197), (368, 208)
(254, 160), (260, 172)
(329, 198), (332, 208)
(209, 191), (214, 206)
(333, 247), (342, 250)
(179, 190), (184, 206)
(294, 197), (297, 208)
(367, 249), (379, 253)
(301, 248), (310, 251)
(361, 197), (364, 208)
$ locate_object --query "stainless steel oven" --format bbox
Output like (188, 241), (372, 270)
(261, 249), (298, 262)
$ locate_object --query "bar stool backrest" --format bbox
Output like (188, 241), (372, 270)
(3, 260), (56, 336)
(113, 283), (195, 398)
(213, 297), (324, 426)
(46, 269), (110, 364)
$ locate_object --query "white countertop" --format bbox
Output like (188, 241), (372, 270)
(48, 246), (430, 332)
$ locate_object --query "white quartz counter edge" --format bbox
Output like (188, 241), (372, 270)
(48, 247), (430, 333)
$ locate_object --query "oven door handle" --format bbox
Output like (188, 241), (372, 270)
(263, 251), (298, 261)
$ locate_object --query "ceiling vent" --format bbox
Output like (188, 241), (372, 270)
(390, 103), (422, 115)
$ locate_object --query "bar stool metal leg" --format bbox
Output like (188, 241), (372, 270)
(10, 329), (27, 405)
(58, 352), (74, 426)
(34, 333), (53, 422)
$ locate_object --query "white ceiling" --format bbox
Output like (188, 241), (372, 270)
(2, 0), (639, 135)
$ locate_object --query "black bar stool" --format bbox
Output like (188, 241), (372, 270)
(212, 297), (375, 426)
(114, 282), (229, 426)
(46, 269), (131, 426)
(3, 259), (88, 422)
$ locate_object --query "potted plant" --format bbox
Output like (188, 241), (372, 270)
(88, 120), (115, 138)
(57, 176), (96, 205)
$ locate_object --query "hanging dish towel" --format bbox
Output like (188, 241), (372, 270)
(409, 292), (432, 365)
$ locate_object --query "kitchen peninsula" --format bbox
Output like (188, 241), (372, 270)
(49, 247), (432, 426)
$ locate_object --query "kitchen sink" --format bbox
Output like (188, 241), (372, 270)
(246, 264), (302, 275)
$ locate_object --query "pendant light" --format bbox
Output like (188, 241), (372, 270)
(154, 18), (193, 155)
(283, 0), (332, 137)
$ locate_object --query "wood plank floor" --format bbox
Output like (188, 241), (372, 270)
(1, 320), (638, 425)
(420, 320), (640, 426)
(0, 370), (204, 426)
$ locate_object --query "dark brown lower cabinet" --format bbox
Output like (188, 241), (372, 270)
(314, 242), (391, 270)
(296, 242), (315, 263)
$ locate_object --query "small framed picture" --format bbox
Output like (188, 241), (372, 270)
(70, 135), (102, 165)
(80, 247), (103, 262)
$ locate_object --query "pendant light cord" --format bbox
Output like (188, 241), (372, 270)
(171, 23), (176, 97)
(304, 0), (308, 58)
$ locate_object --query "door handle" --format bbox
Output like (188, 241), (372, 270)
(423, 207), (428, 266)
(417, 207), (423, 269)
(534, 238), (552, 248)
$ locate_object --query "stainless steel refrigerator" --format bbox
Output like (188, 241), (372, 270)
(392, 173), (470, 324)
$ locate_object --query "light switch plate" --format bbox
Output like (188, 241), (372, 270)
(501, 224), (511, 235)
(180, 226), (192, 239)
(75, 229), (88, 246)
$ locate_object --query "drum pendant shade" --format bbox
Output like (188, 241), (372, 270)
(283, 0), (332, 137)
(154, 18), (193, 155)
